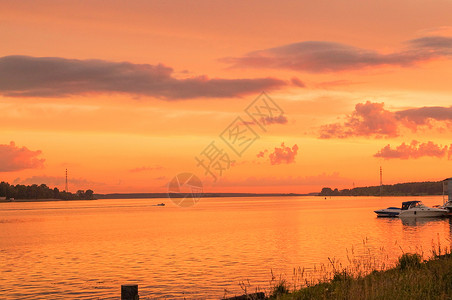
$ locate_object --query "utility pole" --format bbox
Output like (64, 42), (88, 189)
(65, 169), (68, 193)
(379, 166), (383, 196)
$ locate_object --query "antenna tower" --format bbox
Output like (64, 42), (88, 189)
(379, 166), (383, 196)
(65, 169), (68, 192)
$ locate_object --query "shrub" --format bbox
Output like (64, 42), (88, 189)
(397, 253), (422, 270)
(270, 279), (290, 298)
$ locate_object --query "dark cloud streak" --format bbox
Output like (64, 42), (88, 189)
(0, 55), (286, 99)
(224, 36), (452, 72)
(396, 106), (452, 126)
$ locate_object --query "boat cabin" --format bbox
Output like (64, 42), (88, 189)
(401, 201), (421, 210)
(443, 178), (452, 204)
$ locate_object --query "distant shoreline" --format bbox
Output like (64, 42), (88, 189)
(95, 192), (313, 199)
(0, 198), (97, 203)
(0, 193), (313, 203)
(2, 180), (447, 203)
(0, 193), (445, 204)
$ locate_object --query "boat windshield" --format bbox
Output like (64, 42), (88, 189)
(401, 201), (421, 210)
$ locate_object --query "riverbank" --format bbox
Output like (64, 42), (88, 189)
(267, 252), (452, 299)
(0, 198), (96, 203)
(0, 193), (445, 204)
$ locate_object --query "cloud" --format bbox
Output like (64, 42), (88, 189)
(223, 35), (452, 73)
(319, 102), (452, 139)
(374, 140), (450, 160)
(290, 77), (306, 87)
(238, 116), (288, 127)
(256, 150), (268, 158)
(319, 101), (399, 138)
(408, 36), (452, 51)
(261, 115), (288, 125)
(13, 175), (99, 187)
(396, 106), (452, 129)
(129, 166), (164, 173)
(0, 141), (45, 172)
(0, 55), (286, 99)
(268, 143), (299, 165)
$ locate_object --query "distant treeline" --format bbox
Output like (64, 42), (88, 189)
(320, 181), (443, 196)
(95, 192), (306, 199)
(0, 181), (94, 200)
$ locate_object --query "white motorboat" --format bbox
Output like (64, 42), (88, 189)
(398, 201), (447, 218)
(440, 177), (452, 215)
(374, 207), (400, 217)
(442, 201), (452, 214)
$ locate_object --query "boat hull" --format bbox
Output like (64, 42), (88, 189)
(374, 210), (400, 217)
(399, 208), (447, 218)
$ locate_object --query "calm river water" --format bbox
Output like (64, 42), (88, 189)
(1, 196), (451, 299)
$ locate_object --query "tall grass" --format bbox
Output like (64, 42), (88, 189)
(266, 239), (452, 300)
(226, 238), (452, 299)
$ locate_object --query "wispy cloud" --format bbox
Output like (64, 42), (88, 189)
(13, 175), (99, 187)
(396, 106), (452, 129)
(290, 77), (306, 87)
(261, 115), (288, 125)
(374, 140), (450, 159)
(0, 55), (286, 99)
(0, 142), (45, 172)
(223, 35), (452, 73)
(319, 102), (452, 139)
(129, 166), (164, 173)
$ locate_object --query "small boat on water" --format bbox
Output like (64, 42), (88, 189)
(374, 207), (401, 217)
(398, 201), (447, 218)
(156, 203), (165, 206)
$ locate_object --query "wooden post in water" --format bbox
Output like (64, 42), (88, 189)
(121, 284), (139, 300)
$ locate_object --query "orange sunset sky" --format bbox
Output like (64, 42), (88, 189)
(1, 0), (452, 194)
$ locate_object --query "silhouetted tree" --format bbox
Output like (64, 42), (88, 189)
(320, 187), (333, 196)
(0, 181), (95, 200)
(85, 189), (94, 200)
(319, 181), (443, 196)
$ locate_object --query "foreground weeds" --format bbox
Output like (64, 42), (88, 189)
(267, 241), (452, 300)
